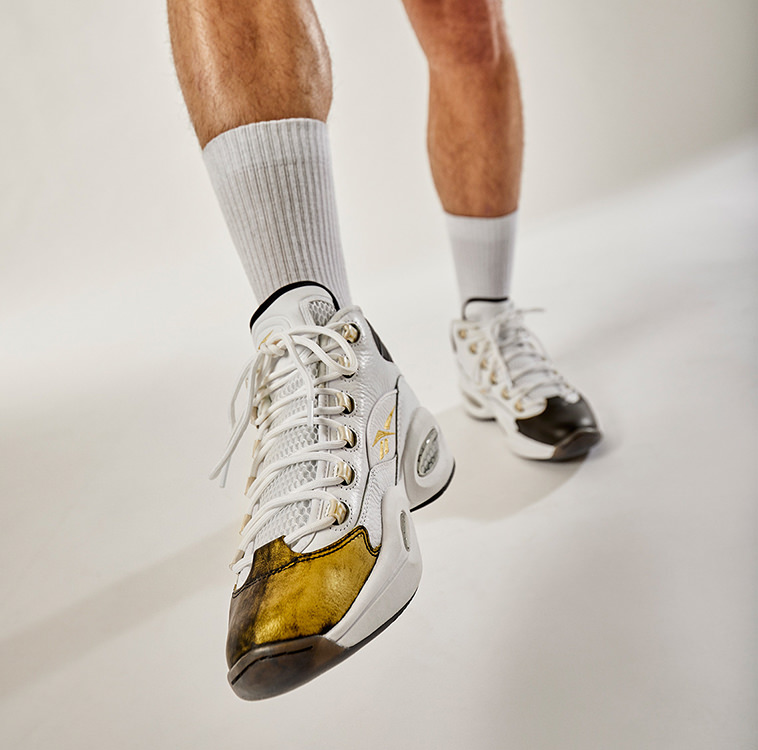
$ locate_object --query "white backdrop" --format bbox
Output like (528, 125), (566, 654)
(1, 2), (756, 749)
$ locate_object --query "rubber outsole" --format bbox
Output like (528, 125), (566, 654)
(410, 461), (456, 513)
(549, 427), (602, 461)
(461, 393), (601, 461)
(228, 594), (416, 701)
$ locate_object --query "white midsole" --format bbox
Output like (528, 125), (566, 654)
(328, 482), (420, 648)
(459, 378), (556, 460)
(328, 407), (453, 649)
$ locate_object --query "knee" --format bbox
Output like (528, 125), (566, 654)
(405, 0), (508, 68)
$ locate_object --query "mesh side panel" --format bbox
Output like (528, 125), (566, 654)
(308, 299), (336, 326)
(496, 327), (564, 400)
(266, 425), (318, 464)
(253, 305), (331, 549)
(255, 495), (312, 548)
(251, 297), (337, 549)
(271, 374), (301, 405)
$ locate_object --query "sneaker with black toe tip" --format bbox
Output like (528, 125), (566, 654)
(211, 281), (455, 700)
(451, 297), (602, 461)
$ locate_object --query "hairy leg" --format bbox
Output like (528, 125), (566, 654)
(168, 0), (350, 304)
(167, 0), (332, 147)
(401, 0), (523, 217)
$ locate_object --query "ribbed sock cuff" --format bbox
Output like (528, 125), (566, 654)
(203, 118), (351, 306)
(446, 210), (518, 310)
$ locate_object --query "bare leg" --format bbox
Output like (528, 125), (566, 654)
(401, 0), (523, 217)
(167, 0), (332, 147)
(403, 3), (602, 460)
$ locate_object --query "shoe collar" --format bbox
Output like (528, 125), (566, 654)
(250, 281), (340, 348)
(462, 296), (513, 323)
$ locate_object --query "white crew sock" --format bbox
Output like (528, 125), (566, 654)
(446, 210), (518, 314)
(203, 118), (351, 306)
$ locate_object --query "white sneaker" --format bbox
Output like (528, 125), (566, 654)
(211, 282), (455, 700)
(452, 298), (602, 461)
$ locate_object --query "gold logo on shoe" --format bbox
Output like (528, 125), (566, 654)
(372, 406), (395, 460)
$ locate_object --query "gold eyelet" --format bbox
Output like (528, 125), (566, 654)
(480, 358), (488, 370)
(469, 343), (478, 354)
(489, 372), (498, 385)
(501, 387), (510, 400)
(323, 497), (349, 525)
(337, 424), (357, 448)
(457, 328), (468, 339)
(514, 399), (525, 413)
(336, 354), (356, 377)
(336, 392), (355, 414)
(333, 461), (355, 486)
(340, 323), (360, 343)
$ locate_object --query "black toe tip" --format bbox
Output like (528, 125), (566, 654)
(550, 427), (603, 461)
(228, 595), (417, 700)
(228, 635), (347, 701)
(516, 395), (600, 455)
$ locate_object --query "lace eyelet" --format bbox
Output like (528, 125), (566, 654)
(336, 354), (355, 377)
(340, 323), (360, 343)
(333, 460), (355, 486)
(337, 424), (357, 448)
(336, 392), (355, 414)
(323, 497), (349, 524)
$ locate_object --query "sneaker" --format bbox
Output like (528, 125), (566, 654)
(451, 298), (602, 461)
(211, 281), (455, 700)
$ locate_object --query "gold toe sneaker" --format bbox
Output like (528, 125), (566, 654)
(211, 282), (455, 700)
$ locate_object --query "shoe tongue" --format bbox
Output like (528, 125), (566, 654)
(246, 284), (339, 555)
(250, 284), (338, 348)
(465, 298), (565, 401)
(463, 298), (512, 322)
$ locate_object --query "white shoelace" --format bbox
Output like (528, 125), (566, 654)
(210, 324), (358, 576)
(468, 307), (571, 403)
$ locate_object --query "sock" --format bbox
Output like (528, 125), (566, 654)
(446, 210), (518, 314)
(203, 118), (351, 306)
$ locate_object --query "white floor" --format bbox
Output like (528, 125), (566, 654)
(1, 135), (756, 748)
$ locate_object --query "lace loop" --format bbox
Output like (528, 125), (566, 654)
(467, 306), (571, 403)
(210, 322), (360, 577)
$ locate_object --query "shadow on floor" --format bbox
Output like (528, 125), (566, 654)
(0, 406), (603, 701)
(0, 525), (233, 701)
(417, 406), (594, 523)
